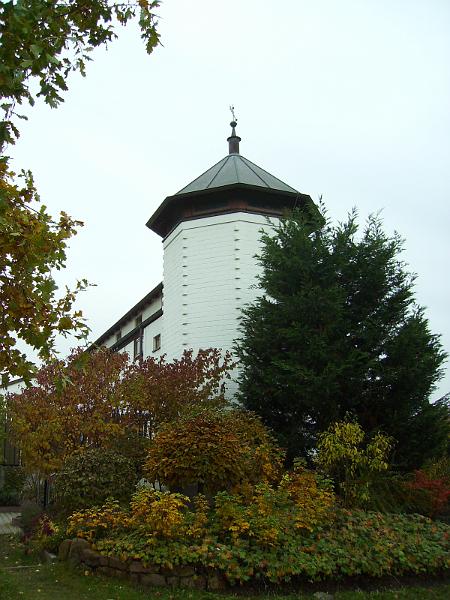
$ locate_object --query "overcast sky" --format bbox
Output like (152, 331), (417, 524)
(10, 0), (450, 399)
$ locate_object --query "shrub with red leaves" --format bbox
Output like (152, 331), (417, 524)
(408, 469), (450, 518)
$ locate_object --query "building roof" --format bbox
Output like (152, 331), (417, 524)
(175, 153), (299, 196)
(92, 282), (163, 348)
(146, 119), (313, 237)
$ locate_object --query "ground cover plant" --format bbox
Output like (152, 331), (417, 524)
(66, 477), (449, 585)
(1, 534), (450, 600)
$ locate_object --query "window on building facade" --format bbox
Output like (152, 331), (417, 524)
(115, 330), (122, 342)
(133, 315), (143, 360)
(133, 332), (143, 360)
(153, 333), (161, 352)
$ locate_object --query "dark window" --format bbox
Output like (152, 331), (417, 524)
(153, 334), (161, 352)
(133, 316), (143, 360)
(115, 330), (122, 342)
(133, 332), (143, 360)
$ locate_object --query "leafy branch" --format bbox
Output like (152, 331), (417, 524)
(0, 1), (161, 384)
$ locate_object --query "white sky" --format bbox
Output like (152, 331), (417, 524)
(10, 0), (450, 399)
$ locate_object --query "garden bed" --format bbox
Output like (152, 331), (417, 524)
(59, 537), (227, 591)
(58, 537), (450, 596)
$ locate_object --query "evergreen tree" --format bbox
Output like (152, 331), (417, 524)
(236, 208), (448, 470)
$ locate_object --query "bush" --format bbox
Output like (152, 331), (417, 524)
(0, 465), (26, 505)
(365, 473), (429, 515)
(408, 470), (450, 518)
(421, 456), (450, 522)
(213, 479), (334, 549)
(27, 514), (66, 554)
(129, 488), (189, 537)
(279, 464), (335, 531)
(316, 420), (393, 507)
(144, 409), (284, 495)
(108, 431), (150, 481)
(54, 447), (139, 514)
(423, 456), (450, 482)
(67, 498), (129, 543)
(19, 500), (43, 536)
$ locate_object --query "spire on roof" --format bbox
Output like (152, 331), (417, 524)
(227, 105), (241, 154)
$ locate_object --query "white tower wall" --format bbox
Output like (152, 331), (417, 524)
(162, 212), (278, 394)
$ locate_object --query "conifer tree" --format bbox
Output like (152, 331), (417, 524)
(236, 208), (448, 469)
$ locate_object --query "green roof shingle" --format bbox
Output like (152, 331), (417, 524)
(175, 153), (299, 196)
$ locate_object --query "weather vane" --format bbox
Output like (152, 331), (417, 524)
(229, 105), (237, 123)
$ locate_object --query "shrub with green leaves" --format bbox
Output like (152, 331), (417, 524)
(54, 447), (138, 514)
(19, 500), (43, 536)
(316, 420), (393, 506)
(0, 465), (26, 505)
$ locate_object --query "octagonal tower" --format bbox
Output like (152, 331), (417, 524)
(146, 122), (314, 391)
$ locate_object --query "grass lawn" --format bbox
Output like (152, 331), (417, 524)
(0, 534), (449, 600)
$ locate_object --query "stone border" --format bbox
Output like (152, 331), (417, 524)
(59, 538), (227, 591)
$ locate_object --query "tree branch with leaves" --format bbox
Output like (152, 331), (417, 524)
(0, 1), (160, 384)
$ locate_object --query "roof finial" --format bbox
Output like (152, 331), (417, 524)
(227, 105), (241, 154)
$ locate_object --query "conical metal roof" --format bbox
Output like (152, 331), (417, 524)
(175, 153), (299, 196)
(146, 117), (313, 237)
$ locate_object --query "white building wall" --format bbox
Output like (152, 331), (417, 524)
(162, 212), (279, 394)
(1, 379), (25, 396)
(143, 297), (162, 321)
(143, 315), (164, 358)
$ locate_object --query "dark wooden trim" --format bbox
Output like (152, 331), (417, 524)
(147, 183), (301, 230)
(148, 185), (313, 239)
(92, 282), (163, 348)
(109, 308), (163, 352)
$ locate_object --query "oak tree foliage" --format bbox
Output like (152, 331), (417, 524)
(236, 208), (447, 470)
(7, 346), (230, 476)
(0, 163), (88, 384)
(0, 1), (160, 384)
(121, 348), (233, 439)
(0, 0), (160, 146)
